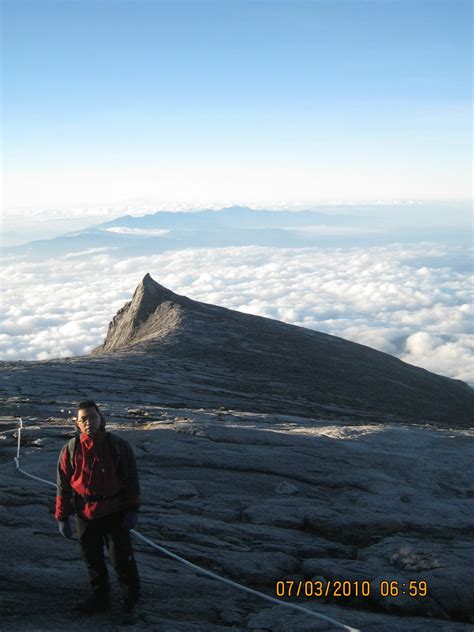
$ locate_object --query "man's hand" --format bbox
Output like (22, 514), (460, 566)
(58, 517), (72, 539)
(121, 510), (138, 530)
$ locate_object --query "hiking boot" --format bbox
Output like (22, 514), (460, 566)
(122, 599), (138, 625)
(76, 592), (111, 615)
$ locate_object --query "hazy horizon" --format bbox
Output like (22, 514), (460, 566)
(2, 200), (472, 248)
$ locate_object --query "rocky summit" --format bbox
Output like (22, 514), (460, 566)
(0, 274), (473, 631)
(94, 274), (472, 426)
(96, 273), (185, 352)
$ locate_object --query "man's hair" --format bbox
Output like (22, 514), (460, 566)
(77, 400), (100, 413)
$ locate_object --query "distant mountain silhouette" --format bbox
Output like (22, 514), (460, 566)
(97, 206), (370, 230)
(3, 206), (469, 260)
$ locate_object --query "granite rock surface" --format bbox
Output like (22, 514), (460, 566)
(0, 409), (472, 631)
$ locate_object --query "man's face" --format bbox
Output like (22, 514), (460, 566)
(76, 407), (101, 436)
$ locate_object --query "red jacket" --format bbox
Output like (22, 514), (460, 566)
(55, 430), (140, 521)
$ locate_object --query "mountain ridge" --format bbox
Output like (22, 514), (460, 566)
(5, 206), (469, 261)
(95, 205), (371, 230)
(85, 273), (474, 427)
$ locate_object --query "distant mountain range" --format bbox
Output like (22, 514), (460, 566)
(3, 205), (467, 261)
(2, 206), (375, 259)
(97, 205), (371, 229)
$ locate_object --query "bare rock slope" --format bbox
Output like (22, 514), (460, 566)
(0, 274), (473, 631)
(0, 409), (473, 632)
(102, 273), (471, 426)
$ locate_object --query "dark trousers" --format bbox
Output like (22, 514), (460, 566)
(75, 511), (140, 604)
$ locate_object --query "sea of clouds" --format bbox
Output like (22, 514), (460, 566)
(1, 242), (472, 385)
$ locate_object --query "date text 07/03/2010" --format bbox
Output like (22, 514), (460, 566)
(275, 579), (428, 599)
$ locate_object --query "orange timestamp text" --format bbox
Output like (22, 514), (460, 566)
(275, 579), (428, 599)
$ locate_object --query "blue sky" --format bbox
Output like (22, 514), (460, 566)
(2, 0), (472, 208)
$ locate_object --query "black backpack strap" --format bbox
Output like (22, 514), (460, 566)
(105, 432), (124, 483)
(68, 435), (79, 471)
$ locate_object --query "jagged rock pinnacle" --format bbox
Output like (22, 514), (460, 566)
(94, 273), (185, 353)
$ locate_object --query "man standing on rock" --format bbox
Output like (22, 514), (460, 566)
(55, 400), (141, 625)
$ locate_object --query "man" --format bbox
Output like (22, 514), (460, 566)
(55, 400), (141, 625)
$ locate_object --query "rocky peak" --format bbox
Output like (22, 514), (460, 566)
(88, 273), (474, 426)
(94, 273), (185, 353)
(132, 272), (177, 312)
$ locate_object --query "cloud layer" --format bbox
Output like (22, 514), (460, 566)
(1, 242), (472, 385)
(103, 227), (171, 236)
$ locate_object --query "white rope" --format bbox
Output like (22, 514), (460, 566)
(14, 418), (56, 488)
(14, 417), (360, 632)
(131, 529), (359, 630)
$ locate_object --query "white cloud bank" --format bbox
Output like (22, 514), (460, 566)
(0, 243), (472, 385)
(102, 227), (171, 236)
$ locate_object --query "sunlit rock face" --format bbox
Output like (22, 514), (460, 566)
(94, 273), (185, 352)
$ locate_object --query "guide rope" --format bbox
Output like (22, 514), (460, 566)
(14, 417), (360, 632)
